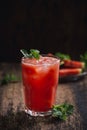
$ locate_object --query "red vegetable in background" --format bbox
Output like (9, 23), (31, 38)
(59, 68), (82, 77)
(63, 60), (85, 69)
(55, 52), (86, 78)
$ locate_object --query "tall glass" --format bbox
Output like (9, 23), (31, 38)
(21, 55), (60, 116)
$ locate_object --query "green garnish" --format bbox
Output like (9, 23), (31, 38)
(80, 51), (87, 68)
(55, 52), (71, 60)
(20, 49), (40, 59)
(52, 103), (74, 120)
(1, 74), (20, 85)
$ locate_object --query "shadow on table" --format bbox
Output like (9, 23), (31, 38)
(0, 110), (63, 130)
(70, 79), (87, 130)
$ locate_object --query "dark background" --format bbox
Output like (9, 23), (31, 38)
(0, 0), (87, 62)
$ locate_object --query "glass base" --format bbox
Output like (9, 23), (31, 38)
(25, 107), (52, 117)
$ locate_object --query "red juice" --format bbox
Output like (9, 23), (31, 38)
(21, 56), (60, 116)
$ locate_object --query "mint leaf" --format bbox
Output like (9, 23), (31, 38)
(20, 49), (29, 58)
(55, 52), (71, 60)
(20, 49), (40, 59)
(80, 51), (87, 68)
(1, 74), (20, 85)
(30, 49), (40, 59)
(52, 103), (74, 121)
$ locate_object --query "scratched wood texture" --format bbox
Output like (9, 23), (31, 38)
(0, 63), (87, 130)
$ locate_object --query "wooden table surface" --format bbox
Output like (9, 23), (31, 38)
(0, 63), (87, 130)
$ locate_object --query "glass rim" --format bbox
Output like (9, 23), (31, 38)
(42, 54), (60, 60)
(21, 54), (60, 66)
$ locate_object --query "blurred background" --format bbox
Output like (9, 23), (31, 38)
(0, 0), (87, 62)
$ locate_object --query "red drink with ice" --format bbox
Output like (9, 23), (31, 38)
(21, 56), (60, 116)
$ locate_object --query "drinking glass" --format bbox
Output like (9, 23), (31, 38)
(21, 55), (60, 116)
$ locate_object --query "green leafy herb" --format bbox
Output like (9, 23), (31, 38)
(80, 51), (87, 68)
(52, 103), (74, 120)
(20, 49), (40, 59)
(20, 49), (29, 58)
(55, 52), (71, 60)
(1, 74), (20, 85)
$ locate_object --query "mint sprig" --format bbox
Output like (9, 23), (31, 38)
(80, 51), (87, 68)
(20, 49), (40, 59)
(55, 52), (71, 60)
(52, 103), (74, 120)
(1, 74), (20, 85)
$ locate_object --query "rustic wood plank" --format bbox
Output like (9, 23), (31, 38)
(0, 63), (87, 130)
